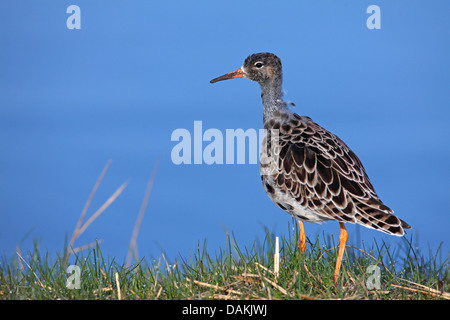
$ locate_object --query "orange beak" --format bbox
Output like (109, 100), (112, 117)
(210, 67), (245, 83)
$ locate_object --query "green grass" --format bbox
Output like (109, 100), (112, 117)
(1, 223), (448, 300)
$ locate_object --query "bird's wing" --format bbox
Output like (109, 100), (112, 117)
(263, 113), (410, 235)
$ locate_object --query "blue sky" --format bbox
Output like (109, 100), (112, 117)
(1, 1), (449, 265)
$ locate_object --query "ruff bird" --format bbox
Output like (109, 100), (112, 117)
(210, 52), (410, 283)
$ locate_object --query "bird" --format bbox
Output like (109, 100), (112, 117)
(210, 52), (411, 283)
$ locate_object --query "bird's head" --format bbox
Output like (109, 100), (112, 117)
(210, 52), (282, 84)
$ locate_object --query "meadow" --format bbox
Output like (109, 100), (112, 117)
(1, 162), (448, 300)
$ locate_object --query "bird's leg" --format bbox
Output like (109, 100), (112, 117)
(298, 221), (307, 253)
(333, 222), (348, 283)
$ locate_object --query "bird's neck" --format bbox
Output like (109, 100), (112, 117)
(260, 77), (290, 123)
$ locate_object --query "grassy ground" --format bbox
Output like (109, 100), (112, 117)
(1, 224), (448, 300)
(1, 163), (448, 300)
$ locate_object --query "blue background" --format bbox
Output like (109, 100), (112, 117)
(1, 1), (449, 264)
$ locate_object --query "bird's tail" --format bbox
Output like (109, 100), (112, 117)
(353, 198), (411, 236)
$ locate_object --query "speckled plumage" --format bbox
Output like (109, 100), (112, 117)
(260, 110), (411, 235)
(211, 52), (410, 237)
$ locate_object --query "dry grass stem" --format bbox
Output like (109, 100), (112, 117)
(255, 262), (274, 275)
(274, 236), (280, 278)
(16, 251), (44, 288)
(186, 278), (242, 296)
(115, 272), (122, 300)
(77, 181), (128, 236)
(391, 281), (450, 300)
(126, 158), (160, 266)
(15, 246), (24, 272)
(99, 267), (113, 289)
(64, 160), (128, 264)
(66, 160), (112, 261)
(71, 240), (103, 254)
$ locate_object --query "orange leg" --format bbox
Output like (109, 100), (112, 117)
(298, 221), (307, 254)
(333, 222), (348, 283)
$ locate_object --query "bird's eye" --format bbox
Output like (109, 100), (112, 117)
(254, 62), (264, 68)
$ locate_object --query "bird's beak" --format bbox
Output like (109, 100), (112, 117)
(210, 67), (245, 84)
